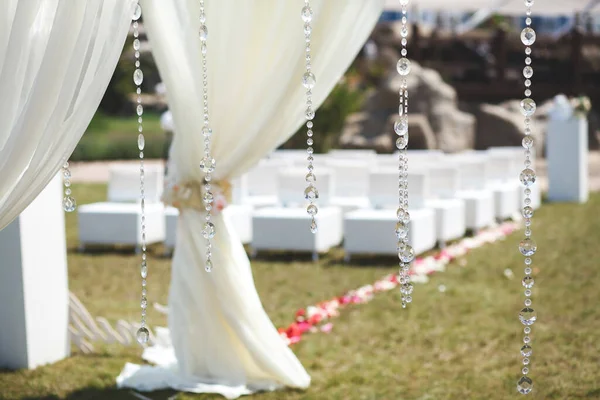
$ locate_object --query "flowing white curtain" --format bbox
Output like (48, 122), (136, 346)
(0, 0), (135, 230)
(117, 0), (384, 398)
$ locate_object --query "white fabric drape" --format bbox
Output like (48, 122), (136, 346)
(116, 1), (384, 398)
(0, 0), (135, 230)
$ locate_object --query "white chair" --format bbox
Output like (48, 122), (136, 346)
(324, 159), (370, 212)
(447, 155), (495, 232)
(343, 169), (436, 259)
(164, 204), (253, 252)
(328, 149), (377, 159)
(377, 150), (444, 169)
(488, 146), (542, 210)
(251, 168), (343, 261)
(423, 164), (467, 246)
(78, 164), (166, 250)
(241, 158), (293, 208)
(483, 151), (521, 220)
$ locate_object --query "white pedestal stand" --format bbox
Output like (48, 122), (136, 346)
(547, 117), (589, 203)
(0, 174), (69, 369)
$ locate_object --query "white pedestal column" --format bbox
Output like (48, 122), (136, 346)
(0, 174), (69, 369)
(547, 117), (589, 203)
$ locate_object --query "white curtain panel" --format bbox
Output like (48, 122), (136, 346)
(116, 0), (384, 398)
(0, 0), (135, 230)
(384, 0), (597, 14)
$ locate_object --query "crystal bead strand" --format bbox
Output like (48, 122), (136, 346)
(62, 162), (76, 212)
(198, 0), (217, 272)
(517, 0), (537, 394)
(301, 1), (318, 234)
(131, 1), (150, 345)
(395, 0), (414, 309)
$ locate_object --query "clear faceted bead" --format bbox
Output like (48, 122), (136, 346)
(401, 283), (413, 295)
(398, 244), (415, 263)
(136, 327), (149, 344)
(522, 367), (529, 375)
(132, 4), (142, 20)
(137, 134), (145, 150)
(525, 0), (534, 6)
(199, 25), (208, 41)
(521, 28), (536, 46)
(522, 275), (534, 289)
(63, 169), (72, 180)
(136, 104), (143, 116)
(140, 297), (147, 308)
(524, 298), (532, 306)
(522, 136), (534, 149)
(202, 222), (216, 239)
(310, 219), (318, 233)
(307, 204), (318, 216)
(63, 196), (76, 212)
(520, 168), (536, 187)
(200, 156), (216, 173)
(517, 376), (533, 395)
(520, 344), (533, 357)
(396, 134), (409, 150)
(395, 221), (409, 239)
(394, 119), (408, 135)
(523, 357), (530, 364)
(304, 186), (319, 201)
(301, 5), (313, 22)
(396, 57), (411, 76)
(519, 238), (537, 256)
(520, 98), (537, 116)
(133, 69), (144, 86)
(205, 260), (213, 272)
(302, 72), (316, 89)
(141, 264), (148, 279)
(203, 192), (214, 204)
(305, 108), (315, 120)
(397, 208), (410, 224)
(523, 66), (534, 79)
(304, 23), (311, 35)
(519, 307), (537, 326)
(133, 38), (141, 51)
(522, 206), (534, 218)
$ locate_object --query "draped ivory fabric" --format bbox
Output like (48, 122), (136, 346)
(116, 1), (384, 398)
(0, 0), (135, 230)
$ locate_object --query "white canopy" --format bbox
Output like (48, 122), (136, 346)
(385, 0), (599, 15)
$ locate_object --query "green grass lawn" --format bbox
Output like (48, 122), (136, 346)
(71, 112), (167, 161)
(2, 185), (600, 399)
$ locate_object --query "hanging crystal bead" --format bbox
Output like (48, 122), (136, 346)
(132, 1), (149, 345)
(301, 1), (318, 234)
(520, 28), (536, 46)
(61, 161), (76, 212)
(395, 1), (413, 308)
(516, 0), (538, 392)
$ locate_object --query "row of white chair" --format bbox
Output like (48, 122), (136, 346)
(77, 148), (540, 261)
